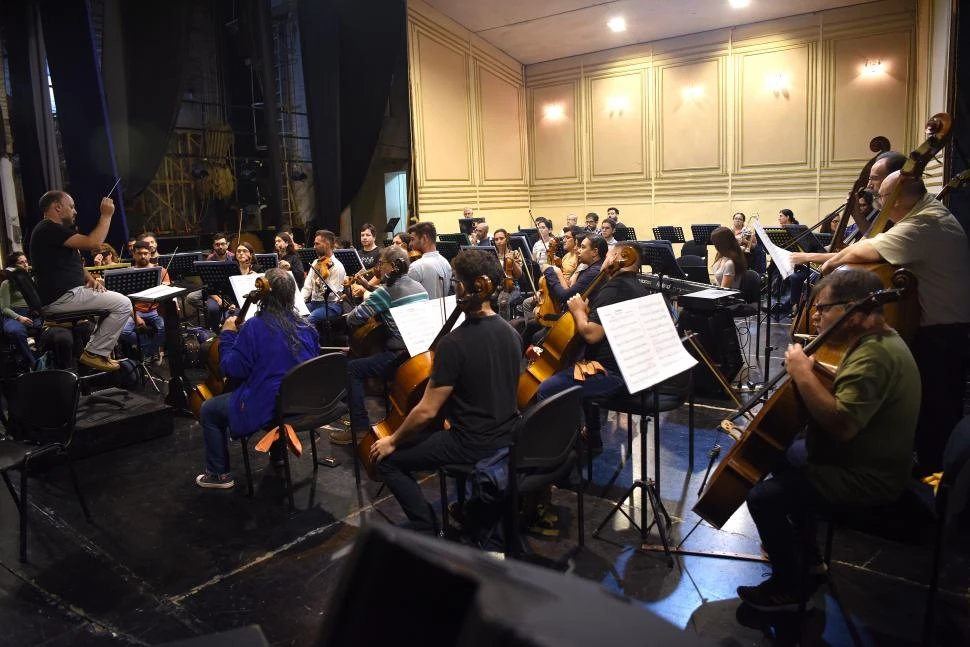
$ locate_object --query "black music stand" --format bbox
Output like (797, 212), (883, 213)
(194, 261), (241, 307)
(254, 253), (279, 272)
(516, 227), (539, 248)
(690, 224), (720, 247)
(129, 284), (192, 409)
(816, 232), (833, 248)
(382, 238), (394, 249)
(157, 252), (205, 281)
(652, 226), (685, 243)
(297, 247), (317, 268)
(460, 245), (497, 257)
(508, 234), (533, 263)
(333, 248), (364, 276)
(457, 217), (484, 235)
(436, 240), (460, 263)
(384, 217), (400, 233)
(438, 232), (470, 247)
(637, 241), (686, 279)
(614, 227), (637, 242)
(104, 268), (165, 391)
(784, 224), (825, 253)
(762, 227), (794, 251)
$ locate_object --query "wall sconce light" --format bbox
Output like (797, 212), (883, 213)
(766, 73), (790, 97)
(681, 84), (704, 101)
(543, 103), (565, 121)
(861, 59), (887, 77)
(607, 95), (629, 115)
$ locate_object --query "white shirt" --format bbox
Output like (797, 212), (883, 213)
(532, 239), (551, 266)
(408, 250), (452, 299)
(302, 255), (346, 303)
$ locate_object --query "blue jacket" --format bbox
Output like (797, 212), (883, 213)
(219, 314), (319, 438)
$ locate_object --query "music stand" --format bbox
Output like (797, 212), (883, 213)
(652, 226), (685, 244)
(438, 232), (470, 247)
(194, 261), (241, 302)
(457, 217), (484, 235)
(104, 267), (162, 296)
(436, 240), (460, 263)
(784, 224), (825, 253)
(637, 241), (686, 279)
(384, 217), (401, 233)
(460, 245), (497, 257)
(613, 227), (637, 242)
(157, 252), (205, 281)
(762, 227), (794, 251)
(333, 248), (364, 276)
(297, 248), (317, 268)
(690, 224), (720, 247)
(254, 253), (279, 272)
(516, 227), (539, 247)
(382, 238), (394, 248)
(507, 234), (533, 263)
(816, 232), (833, 248)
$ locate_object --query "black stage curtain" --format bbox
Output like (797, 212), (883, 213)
(0, 0), (48, 238)
(116, 0), (189, 200)
(38, 0), (128, 249)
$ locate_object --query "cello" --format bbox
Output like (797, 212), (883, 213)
(516, 245), (638, 409)
(356, 276), (495, 480)
(188, 277), (270, 419)
(535, 237), (562, 327)
(693, 277), (913, 528)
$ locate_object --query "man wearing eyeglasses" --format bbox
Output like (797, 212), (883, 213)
(821, 169), (970, 476)
(738, 268), (920, 612)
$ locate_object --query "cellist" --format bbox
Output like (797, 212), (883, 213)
(332, 246), (428, 446)
(821, 171), (970, 475)
(369, 249), (521, 533)
(737, 269), (920, 612)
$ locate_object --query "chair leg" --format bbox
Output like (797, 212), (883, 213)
(438, 469), (450, 536)
(240, 437), (254, 496)
(576, 460), (585, 548)
(688, 390), (695, 472)
(1, 470), (20, 513)
(923, 515), (947, 644)
(65, 453), (91, 520)
(349, 427), (362, 491)
(19, 467), (28, 562)
(824, 522), (835, 564)
(281, 439), (295, 511)
(309, 429), (319, 471)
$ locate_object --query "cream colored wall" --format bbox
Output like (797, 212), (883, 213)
(407, 0), (531, 232)
(525, 0), (928, 238)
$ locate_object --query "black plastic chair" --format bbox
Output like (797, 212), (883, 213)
(239, 353), (348, 509)
(1, 370), (91, 561)
(680, 239), (708, 260)
(7, 268), (110, 330)
(676, 255), (709, 284)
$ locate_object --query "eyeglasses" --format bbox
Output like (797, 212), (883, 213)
(813, 300), (851, 314)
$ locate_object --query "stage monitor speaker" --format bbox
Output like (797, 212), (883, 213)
(677, 309), (742, 397)
(317, 524), (711, 646)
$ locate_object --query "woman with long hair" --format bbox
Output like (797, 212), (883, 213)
(710, 226), (747, 289)
(93, 243), (119, 266)
(0, 252), (42, 369)
(196, 268), (319, 489)
(275, 232), (305, 289)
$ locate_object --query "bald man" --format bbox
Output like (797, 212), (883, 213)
(822, 170), (970, 474)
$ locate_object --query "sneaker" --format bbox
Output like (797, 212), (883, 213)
(80, 351), (121, 372)
(329, 428), (354, 445)
(737, 577), (812, 613)
(195, 473), (235, 489)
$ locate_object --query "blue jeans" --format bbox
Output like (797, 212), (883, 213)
(746, 439), (823, 586)
(200, 392), (233, 475)
(308, 300), (342, 325)
(535, 367), (624, 440)
(348, 350), (398, 431)
(3, 307), (41, 367)
(121, 309), (165, 358)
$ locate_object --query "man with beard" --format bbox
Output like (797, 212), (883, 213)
(29, 191), (132, 372)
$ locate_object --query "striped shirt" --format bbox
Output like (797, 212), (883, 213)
(347, 275), (428, 351)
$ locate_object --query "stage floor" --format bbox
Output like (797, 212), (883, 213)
(1, 317), (968, 646)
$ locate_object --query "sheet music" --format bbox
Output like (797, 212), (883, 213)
(598, 294), (697, 395)
(230, 273), (310, 321)
(129, 284), (183, 300)
(392, 295), (465, 357)
(752, 219), (793, 279)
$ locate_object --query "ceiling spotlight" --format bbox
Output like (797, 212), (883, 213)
(607, 17), (626, 32)
(729, 0), (751, 8)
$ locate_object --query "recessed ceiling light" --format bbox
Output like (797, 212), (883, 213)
(607, 17), (626, 32)
(729, 0), (751, 8)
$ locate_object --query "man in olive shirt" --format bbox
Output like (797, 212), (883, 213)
(737, 268), (920, 612)
(29, 191), (132, 371)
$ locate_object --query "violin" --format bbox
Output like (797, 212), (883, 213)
(408, 249), (423, 263)
(313, 257), (333, 281)
(503, 254), (515, 292)
(188, 277), (271, 419)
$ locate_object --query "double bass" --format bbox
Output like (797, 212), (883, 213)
(517, 246), (638, 409)
(535, 237), (562, 327)
(693, 281), (911, 528)
(188, 277), (270, 419)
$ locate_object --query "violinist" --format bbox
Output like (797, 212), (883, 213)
(407, 222), (451, 298)
(531, 217), (554, 266)
(332, 246), (429, 446)
(274, 232), (305, 289)
(738, 269), (920, 611)
(821, 170), (970, 474)
(196, 268), (320, 489)
(301, 229), (347, 330)
(370, 249), (520, 533)
(392, 231), (411, 252)
(535, 242), (648, 453)
(493, 229), (522, 280)
(493, 228), (522, 320)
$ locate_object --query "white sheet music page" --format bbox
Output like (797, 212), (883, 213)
(230, 273), (311, 321)
(751, 220), (793, 279)
(598, 293), (697, 395)
(392, 295), (465, 357)
(130, 284), (182, 300)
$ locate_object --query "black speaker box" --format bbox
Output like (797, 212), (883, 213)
(677, 308), (742, 397)
(317, 524), (711, 646)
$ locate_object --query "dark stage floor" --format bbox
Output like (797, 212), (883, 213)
(1, 317), (969, 646)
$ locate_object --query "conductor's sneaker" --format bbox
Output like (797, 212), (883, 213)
(329, 428), (354, 445)
(737, 577), (811, 613)
(80, 351), (121, 372)
(195, 473), (235, 489)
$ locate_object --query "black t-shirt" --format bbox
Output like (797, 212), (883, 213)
(587, 271), (649, 374)
(282, 252), (305, 289)
(430, 314), (521, 451)
(359, 247), (381, 271)
(29, 219), (87, 306)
